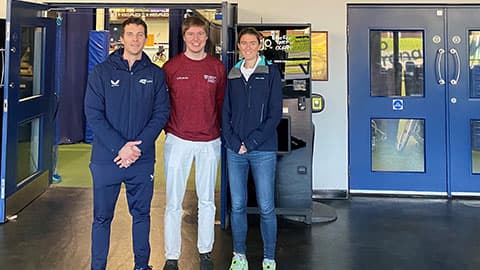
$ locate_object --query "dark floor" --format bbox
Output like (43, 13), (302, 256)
(1, 187), (480, 270)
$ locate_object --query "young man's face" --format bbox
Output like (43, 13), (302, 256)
(120, 23), (147, 57)
(183, 25), (208, 54)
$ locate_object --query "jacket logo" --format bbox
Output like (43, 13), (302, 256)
(111, 80), (120, 87)
(255, 77), (265, 80)
(139, 78), (153, 85)
(204, 75), (217, 84)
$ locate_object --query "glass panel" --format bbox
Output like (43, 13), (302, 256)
(17, 118), (40, 184)
(19, 26), (43, 100)
(371, 118), (425, 172)
(469, 31), (480, 98)
(254, 26), (311, 98)
(370, 31), (424, 97)
(471, 120), (480, 173)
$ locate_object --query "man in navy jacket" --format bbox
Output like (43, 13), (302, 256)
(84, 17), (170, 270)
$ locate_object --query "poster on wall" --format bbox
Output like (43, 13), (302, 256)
(312, 31), (328, 81)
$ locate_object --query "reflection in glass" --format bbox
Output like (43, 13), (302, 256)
(251, 25), (311, 98)
(17, 118), (40, 184)
(19, 27), (43, 100)
(371, 118), (425, 172)
(471, 120), (480, 173)
(469, 31), (480, 98)
(370, 31), (424, 97)
(260, 28), (311, 79)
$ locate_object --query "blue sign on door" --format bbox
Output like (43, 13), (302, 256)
(392, 99), (404, 110)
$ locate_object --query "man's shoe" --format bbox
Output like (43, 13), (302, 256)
(199, 252), (213, 270)
(163, 260), (178, 270)
(262, 259), (276, 270)
(229, 254), (248, 270)
(134, 266), (152, 270)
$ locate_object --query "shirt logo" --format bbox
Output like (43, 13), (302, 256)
(204, 75), (217, 84)
(139, 78), (153, 85)
(111, 80), (120, 87)
(176, 76), (189, 80)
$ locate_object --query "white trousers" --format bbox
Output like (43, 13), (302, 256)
(163, 133), (221, 259)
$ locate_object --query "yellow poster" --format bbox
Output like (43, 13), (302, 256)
(312, 31), (328, 81)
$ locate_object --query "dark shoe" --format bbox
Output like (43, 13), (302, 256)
(134, 266), (152, 270)
(163, 260), (178, 270)
(200, 252), (213, 270)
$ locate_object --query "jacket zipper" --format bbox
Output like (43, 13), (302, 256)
(260, 104), (264, 122)
(243, 76), (251, 108)
(128, 69), (134, 135)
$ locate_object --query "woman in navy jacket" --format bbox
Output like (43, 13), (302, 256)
(222, 27), (283, 270)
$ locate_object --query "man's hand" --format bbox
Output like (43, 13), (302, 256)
(114, 140), (142, 168)
(238, 143), (247, 154)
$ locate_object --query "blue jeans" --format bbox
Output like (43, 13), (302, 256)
(227, 149), (277, 260)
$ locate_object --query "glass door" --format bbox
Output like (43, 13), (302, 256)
(1, 0), (56, 222)
(447, 8), (480, 195)
(349, 5), (480, 195)
(348, 6), (448, 193)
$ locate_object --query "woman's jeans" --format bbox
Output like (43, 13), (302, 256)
(227, 149), (277, 259)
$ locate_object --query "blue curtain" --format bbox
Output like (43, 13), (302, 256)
(58, 9), (94, 144)
(168, 9), (185, 58)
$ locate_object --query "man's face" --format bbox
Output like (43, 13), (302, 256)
(183, 26), (208, 54)
(120, 23), (146, 57)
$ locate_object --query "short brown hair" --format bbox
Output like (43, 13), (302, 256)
(121, 16), (147, 36)
(182, 16), (209, 36)
(238, 27), (262, 44)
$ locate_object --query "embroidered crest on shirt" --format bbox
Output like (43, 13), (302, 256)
(110, 80), (120, 87)
(204, 75), (217, 84)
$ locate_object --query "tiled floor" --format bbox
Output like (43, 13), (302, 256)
(1, 187), (480, 270)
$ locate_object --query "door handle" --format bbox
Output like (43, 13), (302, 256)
(436, 48), (445, 85)
(449, 48), (460, 85)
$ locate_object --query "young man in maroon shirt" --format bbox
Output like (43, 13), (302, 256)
(161, 16), (226, 270)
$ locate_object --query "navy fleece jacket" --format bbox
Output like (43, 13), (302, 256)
(222, 55), (282, 152)
(85, 48), (170, 164)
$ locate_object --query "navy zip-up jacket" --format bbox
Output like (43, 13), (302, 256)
(85, 48), (170, 164)
(222, 55), (283, 152)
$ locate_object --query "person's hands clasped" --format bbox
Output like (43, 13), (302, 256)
(114, 140), (142, 168)
(238, 143), (247, 154)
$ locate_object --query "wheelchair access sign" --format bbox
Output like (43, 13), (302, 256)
(392, 99), (404, 111)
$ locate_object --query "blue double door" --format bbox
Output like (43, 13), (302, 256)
(0, 1), (56, 222)
(348, 6), (480, 195)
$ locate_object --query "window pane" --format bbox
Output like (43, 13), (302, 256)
(17, 118), (40, 183)
(469, 31), (480, 98)
(471, 120), (480, 173)
(19, 26), (43, 100)
(371, 118), (425, 172)
(370, 31), (424, 97)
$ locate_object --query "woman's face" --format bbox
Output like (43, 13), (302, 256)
(238, 33), (261, 62)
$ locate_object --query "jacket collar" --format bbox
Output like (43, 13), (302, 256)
(108, 48), (151, 72)
(228, 55), (271, 79)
